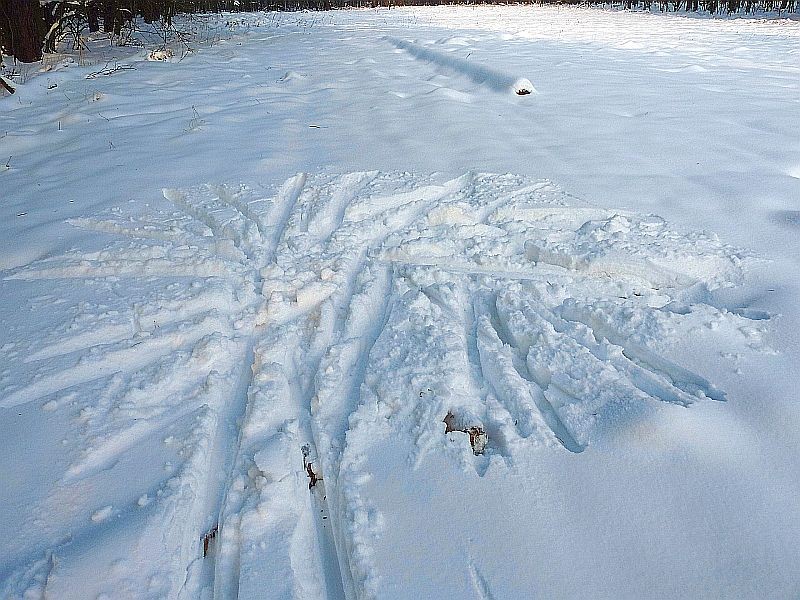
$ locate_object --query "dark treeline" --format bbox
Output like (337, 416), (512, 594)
(0, 1), (282, 63)
(1, 0), (797, 64)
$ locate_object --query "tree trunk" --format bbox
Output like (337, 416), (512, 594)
(140, 0), (159, 24)
(1, 0), (47, 62)
(87, 0), (100, 32)
(102, 0), (117, 34)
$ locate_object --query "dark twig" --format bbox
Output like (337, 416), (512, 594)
(86, 62), (135, 79)
(0, 76), (15, 94)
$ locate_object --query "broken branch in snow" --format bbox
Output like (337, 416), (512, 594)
(302, 443), (322, 489)
(202, 524), (218, 557)
(0, 76), (15, 95)
(306, 461), (321, 489)
(444, 411), (488, 455)
(86, 62), (136, 79)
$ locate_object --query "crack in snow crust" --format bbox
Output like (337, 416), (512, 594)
(1, 171), (768, 599)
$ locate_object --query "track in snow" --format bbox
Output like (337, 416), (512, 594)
(2, 172), (768, 599)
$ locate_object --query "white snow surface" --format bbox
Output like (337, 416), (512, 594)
(2, 6), (800, 599)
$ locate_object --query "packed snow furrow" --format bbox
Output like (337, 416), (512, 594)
(0, 313), (232, 409)
(65, 402), (209, 484)
(0, 552), (55, 600)
(464, 292), (487, 393)
(24, 321), (137, 364)
(164, 406), (228, 600)
(212, 342), (295, 600)
(488, 206), (614, 227)
(267, 173), (309, 259)
(296, 173), (479, 497)
(528, 300), (716, 408)
(67, 216), (208, 246)
(162, 186), (263, 265)
(310, 480), (350, 600)
(482, 297), (585, 453)
(410, 276), (487, 401)
(357, 275), (481, 461)
(383, 258), (546, 281)
(557, 300), (726, 403)
(48, 330), (229, 600)
(25, 287), (236, 363)
(212, 323), (344, 600)
(312, 264), (395, 493)
(312, 268), (432, 597)
(474, 181), (553, 224)
(305, 172), (379, 244)
(213, 185), (273, 241)
(9, 332), (249, 591)
(343, 175), (465, 224)
(72, 373), (126, 438)
(522, 211), (748, 291)
(23, 333), (249, 600)
(5, 257), (247, 281)
(491, 291), (730, 448)
(475, 312), (562, 448)
(526, 246), (697, 290)
(468, 558), (498, 600)
(414, 276), (529, 466)
(303, 249), (371, 402)
(312, 266), (397, 600)
(300, 259), (396, 600)
(186, 336), (258, 599)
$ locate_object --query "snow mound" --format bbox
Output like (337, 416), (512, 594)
(147, 49), (175, 62)
(512, 77), (535, 95)
(277, 70), (308, 83)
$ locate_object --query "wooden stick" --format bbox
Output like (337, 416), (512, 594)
(0, 76), (15, 95)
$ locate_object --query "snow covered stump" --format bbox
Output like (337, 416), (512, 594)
(512, 78), (535, 95)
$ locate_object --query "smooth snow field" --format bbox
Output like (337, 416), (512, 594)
(2, 6), (800, 599)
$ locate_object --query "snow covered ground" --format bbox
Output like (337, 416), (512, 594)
(2, 6), (800, 599)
